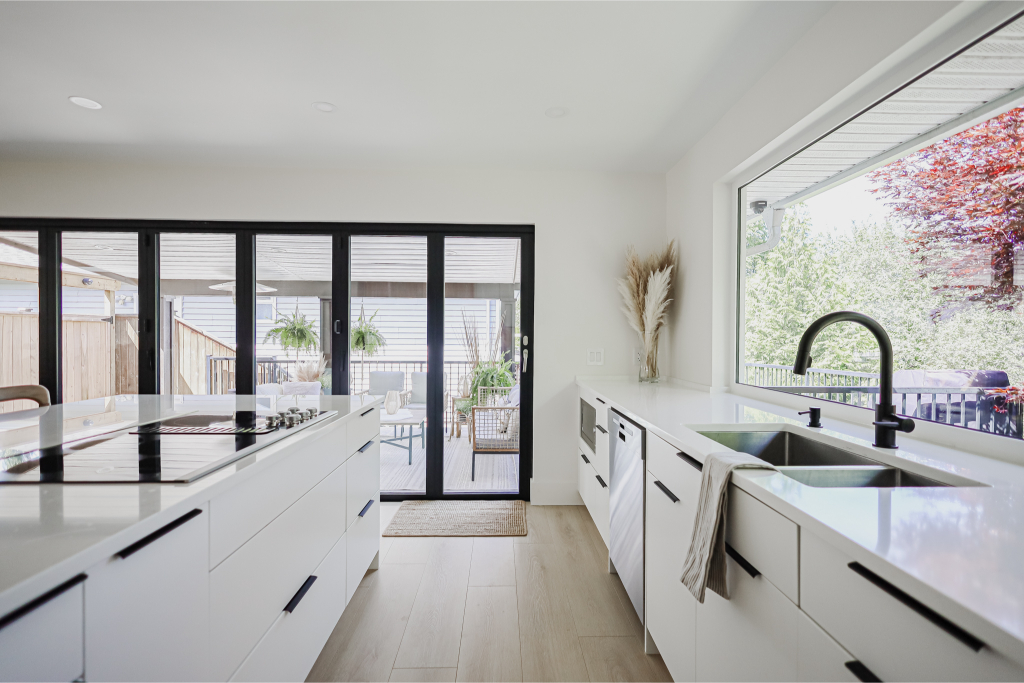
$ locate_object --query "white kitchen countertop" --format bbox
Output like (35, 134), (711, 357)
(0, 393), (381, 618)
(577, 377), (1024, 666)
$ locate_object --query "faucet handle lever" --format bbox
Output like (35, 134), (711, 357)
(873, 416), (915, 433)
(798, 407), (822, 428)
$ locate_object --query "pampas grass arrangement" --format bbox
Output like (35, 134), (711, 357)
(618, 241), (677, 381)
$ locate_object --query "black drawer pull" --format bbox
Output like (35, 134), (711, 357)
(0, 573), (87, 633)
(725, 543), (760, 578)
(595, 475), (607, 488)
(116, 508), (202, 560)
(677, 451), (703, 472)
(360, 408), (374, 417)
(359, 499), (375, 517)
(845, 660), (882, 682)
(653, 480), (679, 503)
(596, 425), (607, 434)
(596, 398), (605, 404)
(284, 575), (317, 613)
(580, 453), (590, 464)
(848, 562), (984, 651)
(358, 439), (375, 452)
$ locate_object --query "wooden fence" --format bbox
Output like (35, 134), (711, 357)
(172, 318), (235, 394)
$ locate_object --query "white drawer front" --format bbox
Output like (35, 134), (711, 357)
(797, 611), (859, 682)
(645, 470), (696, 682)
(230, 532), (348, 682)
(801, 530), (1024, 682)
(347, 438), (380, 528)
(695, 551), (800, 682)
(0, 578), (84, 683)
(210, 420), (347, 568)
(346, 495), (381, 604)
(210, 462), (347, 682)
(594, 422), (610, 481)
(726, 485), (799, 604)
(347, 405), (380, 457)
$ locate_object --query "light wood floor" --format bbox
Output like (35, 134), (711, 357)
(380, 431), (519, 495)
(308, 503), (672, 683)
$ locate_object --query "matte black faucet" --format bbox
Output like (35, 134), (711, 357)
(793, 311), (914, 449)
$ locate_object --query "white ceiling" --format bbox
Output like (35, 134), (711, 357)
(0, 2), (833, 173)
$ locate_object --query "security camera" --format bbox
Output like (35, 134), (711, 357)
(750, 200), (768, 215)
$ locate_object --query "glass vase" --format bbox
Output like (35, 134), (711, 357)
(639, 344), (660, 383)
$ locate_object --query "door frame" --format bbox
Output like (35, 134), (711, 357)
(0, 218), (535, 501)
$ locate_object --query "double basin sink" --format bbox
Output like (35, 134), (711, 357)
(696, 430), (969, 488)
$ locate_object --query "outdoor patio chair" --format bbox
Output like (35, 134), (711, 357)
(0, 384), (51, 407)
(470, 385), (520, 481)
(357, 371), (408, 401)
(407, 371), (448, 412)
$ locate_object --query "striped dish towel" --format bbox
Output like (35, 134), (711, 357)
(680, 451), (776, 603)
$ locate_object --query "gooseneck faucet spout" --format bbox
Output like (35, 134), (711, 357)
(793, 311), (914, 449)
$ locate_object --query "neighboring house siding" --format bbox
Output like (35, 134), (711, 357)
(352, 297), (500, 362)
(0, 281), (139, 316)
(180, 296), (236, 348)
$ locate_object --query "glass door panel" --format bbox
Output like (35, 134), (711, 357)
(444, 236), (521, 494)
(0, 231), (39, 413)
(352, 235), (428, 495)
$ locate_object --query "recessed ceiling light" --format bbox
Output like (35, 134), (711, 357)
(545, 107), (569, 119)
(312, 102), (335, 113)
(69, 96), (102, 110)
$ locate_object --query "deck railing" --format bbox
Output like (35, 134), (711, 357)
(745, 363), (1021, 438)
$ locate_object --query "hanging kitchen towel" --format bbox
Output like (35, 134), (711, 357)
(680, 451), (776, 603)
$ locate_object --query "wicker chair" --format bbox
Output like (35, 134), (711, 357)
(470, 386), (520, 481)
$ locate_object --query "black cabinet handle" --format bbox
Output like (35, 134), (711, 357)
(360, 408), (374, 417)
(116, 508), (202, 560)
(595, 475), (607, 488)
(0, 573), (87, 632)
(284, 575), (317, 613)
(848, 562), (984, 651)
(358, 439), (375, 452)
(677, 451), (703, 472)
(596, 425), (607, 434)
(596, 398), (605, 404)
(845, 660), (882, 682)
(653, 480), (679, 503)
(580, 453), (590, 464)
(359, 499), (375, 517)
(725, 543), (760, 579)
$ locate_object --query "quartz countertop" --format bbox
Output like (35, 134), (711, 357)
(0, 393), (381, 617)
(577, 377), (1024, 666)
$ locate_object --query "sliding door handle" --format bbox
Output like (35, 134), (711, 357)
(522, 349), (529, 373)
(334, 320), (341, 335)
(848, 562), (984, 651)
(653, 480), (679, 503)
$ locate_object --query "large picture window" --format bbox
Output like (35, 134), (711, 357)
(739, 14), (1024, 440)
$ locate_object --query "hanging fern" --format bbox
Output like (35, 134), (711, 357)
(263, 305), (319, 359)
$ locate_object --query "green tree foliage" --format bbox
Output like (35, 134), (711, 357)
(263, 306), (319, 359)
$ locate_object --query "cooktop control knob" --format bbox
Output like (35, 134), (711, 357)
(284, 414), (298, 428)
(265, 415), (278, 429)
(288, 407), (301, 414)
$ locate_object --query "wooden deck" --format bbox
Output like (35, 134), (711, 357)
(379, 427), (519, 494)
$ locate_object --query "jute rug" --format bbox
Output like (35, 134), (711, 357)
(383, 500), (527, 537)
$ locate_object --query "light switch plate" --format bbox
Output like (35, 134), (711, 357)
(587, 349), (604, 366)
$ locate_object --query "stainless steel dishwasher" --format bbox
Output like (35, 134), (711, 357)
(609, 408), (645, 623)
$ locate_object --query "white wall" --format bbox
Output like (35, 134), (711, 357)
(0, 163), (665, 503)
(663, 1), (1019, 390)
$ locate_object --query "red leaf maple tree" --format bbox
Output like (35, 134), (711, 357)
(870, 106), (1024, 308)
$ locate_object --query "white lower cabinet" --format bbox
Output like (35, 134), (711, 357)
(231, 531), (348, 682)
(801, 530), (1024, 682)
(797, 611), (859, 682)
(210, 462), (348, 681)
(346, 492), (381, 603)
(85, 504), (210, 682)
(645, 471), (696, 682)
(578, 450), (609, 546)
(0, 576), (84, 682)
(695, 553), (800, 682)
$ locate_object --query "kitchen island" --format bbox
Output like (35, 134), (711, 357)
(0, 393), (382, 682)
(577, 377), (1024, 682)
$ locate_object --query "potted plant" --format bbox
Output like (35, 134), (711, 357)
(351, 306), (386, 391)
(264, 305), (320, 363)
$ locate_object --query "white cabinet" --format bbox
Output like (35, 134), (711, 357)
(0, 575), (84, 682)
(801, 530), (1024, 682)
(578, 449), (609, 546)
(210, 462), (348, 681)
(85, 504), (210, 682)
(347, 437), (380, 528)
(347, 405), (380, 455)
(230, 531), (348, 682)
(725, 486), (799, 603)
(695, 551), (800, 682)
(797, 611), (860, 682)
(645, 470), (697, 682)
(346, 492), (380, 603)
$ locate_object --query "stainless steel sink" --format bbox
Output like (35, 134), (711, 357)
(696, 430), (950, 488)
(778, 466), (946, 488)
(697, 430), (879, 467)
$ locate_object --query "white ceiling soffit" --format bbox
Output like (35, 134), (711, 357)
(745, 14), (1024, 209)
(0, 232), (521, 286)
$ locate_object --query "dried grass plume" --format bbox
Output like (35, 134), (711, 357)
(618, 241), (676, 378)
